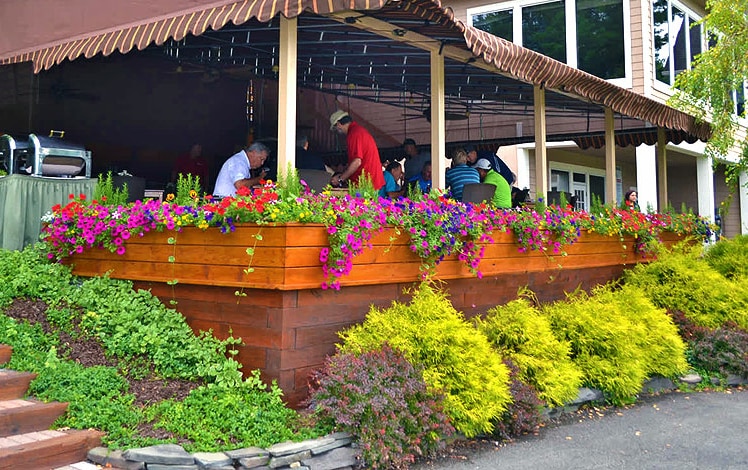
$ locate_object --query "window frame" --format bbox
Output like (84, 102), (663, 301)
(651, 0), (705, 93)
(467, 0), (632, 87)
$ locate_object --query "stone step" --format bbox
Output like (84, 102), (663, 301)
(0, 429), (105, 470)
(0, 399), (69, 437)
(0, 345), (11, 365)
(0, 369), (37, 400)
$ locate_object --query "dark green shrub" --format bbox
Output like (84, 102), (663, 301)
(306, 345), (454, 469)
(690, 325), (748, 378)
(337, 282), (512, 437)
(491, 360), (546, 442)
(703, 235), (748, 280)
(476, 295), (583, 406)
(623, 246), (748, 329)
(148, 371), (305, 452)
(543, 284), (688, 405)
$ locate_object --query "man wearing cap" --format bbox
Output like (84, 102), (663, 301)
(328, 110), (385, 190)
(472, 158), (512, 208)
(402, 138), (431, 183)
(465, 145), (515, 186)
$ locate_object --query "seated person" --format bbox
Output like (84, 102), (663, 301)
(379, 161), (405, 198)
(445, 148), (480, 201)
(213, 142), (270, 197)
(172, 143), (209, 187)
(472, 158), (511, 208)
(465, 145), (514, 186)
(295, 134), (326, 171)
(407, 161), (432, 194)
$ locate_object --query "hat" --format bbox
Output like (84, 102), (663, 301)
(403, 138), (416, 147)
(329, 110), (349, 130)
(472, 158), (492, 170)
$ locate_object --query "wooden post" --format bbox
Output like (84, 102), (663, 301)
(430, 49), (446, 190)
(605, 108), (616, 204)
(533, 85), (548, 200)
(277, 16), (298, 178)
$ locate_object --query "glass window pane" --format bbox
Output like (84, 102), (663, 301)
(522, 1), (566, 63)
(473, 10), (513, 41)
(737, 85), (745, 117)
(689, 18), (701, 63)
(672, 6), (687, 79)
(652, 0), (670, 84)
(576, 0), (625, 79)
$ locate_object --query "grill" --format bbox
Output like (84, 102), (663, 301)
(0, 132), (91, 178)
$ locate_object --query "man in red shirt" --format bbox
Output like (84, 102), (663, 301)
(328, 110), (384, 190)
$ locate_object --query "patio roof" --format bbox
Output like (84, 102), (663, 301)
(0, 0), (711, 143)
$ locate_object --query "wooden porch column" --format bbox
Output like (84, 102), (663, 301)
(430, 49), (446, 190)
(533, 85), (548, 200)
(657, 128), (668, 209)
(604, 108), (616, 204)
(277, 16), (298, 177)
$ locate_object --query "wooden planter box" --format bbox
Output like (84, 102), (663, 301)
(65, 224), (685, 407)
(65, 224), (674, 289)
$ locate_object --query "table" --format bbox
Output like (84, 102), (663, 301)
(0, 174), (97, 250)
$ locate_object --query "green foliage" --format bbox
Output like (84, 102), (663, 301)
(306, 345), (454, 469)
(542, 284), (688, 405)
(475, 294), (583, 407)
(670, 0), (748, 173)
(0, 245), (77, 308)
(337, 282), (512, 437)
(69, 275), (243, 383)
(0, 314), (56, 371)
(173, 173), (204, 206)
(623, 246), (748, 330)
(93, 172), (129, 207)
(148, 371), (304, 452)
(28, 348), (142, 446)
(704, 235), (748, 280)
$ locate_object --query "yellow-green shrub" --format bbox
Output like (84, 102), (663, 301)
(704, 235), (748, 280)
(337, 283), (511, 437)
(623, 246), (748, 329)
(542, 284), (688, 405)
(475, 295), (583, 407)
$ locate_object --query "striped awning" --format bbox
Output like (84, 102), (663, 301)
(0, 0), (711, 142)
(0, 0), (388, 73)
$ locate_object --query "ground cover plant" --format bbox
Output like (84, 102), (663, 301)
(0, 245), (321, 451)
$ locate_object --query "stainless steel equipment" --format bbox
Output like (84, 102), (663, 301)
(0, 132), (91, 178)
(0, 134), (30, 175)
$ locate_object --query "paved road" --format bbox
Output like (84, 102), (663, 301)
(414, 389), (748, 470)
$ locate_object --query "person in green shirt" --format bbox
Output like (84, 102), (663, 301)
(472, 158), (512, 208)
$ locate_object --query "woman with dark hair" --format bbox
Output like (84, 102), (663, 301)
(623, 190), (640, 211)
(379, 161), (405, 198)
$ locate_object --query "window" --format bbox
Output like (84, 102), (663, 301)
(653, 0), (704, 86)
(470, 0), (628, 82)
(550, 164), (606, 210)
(576, 0), (625, 79)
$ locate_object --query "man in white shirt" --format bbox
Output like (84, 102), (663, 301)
(213, 142), (270, 197)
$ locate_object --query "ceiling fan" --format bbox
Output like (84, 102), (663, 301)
(399, 105), (469, 122)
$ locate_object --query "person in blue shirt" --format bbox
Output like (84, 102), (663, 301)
(445, 148), (480, 201)
(407, 161), (432, 194)
(379, 161), (405, 198)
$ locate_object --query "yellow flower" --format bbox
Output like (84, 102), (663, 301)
(166, 193), (175, 202)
